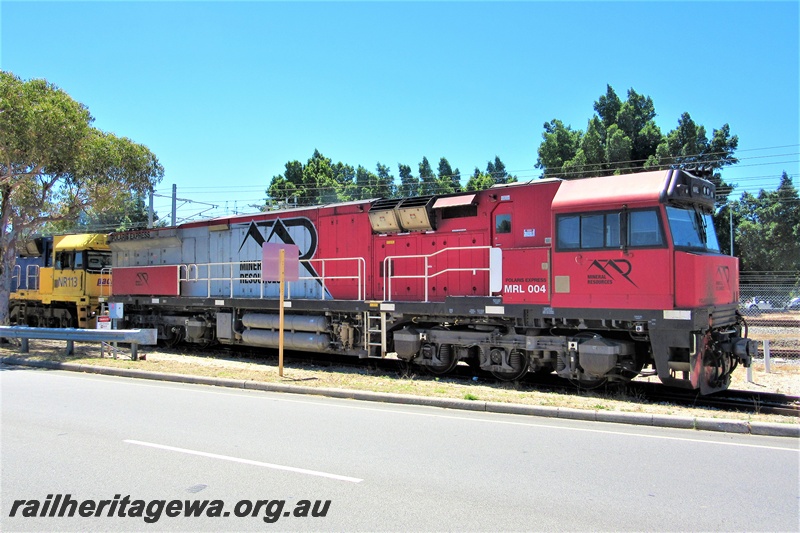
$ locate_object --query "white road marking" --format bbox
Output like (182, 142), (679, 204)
(124, 439), (363, 483)
(7, 368), (797, 452)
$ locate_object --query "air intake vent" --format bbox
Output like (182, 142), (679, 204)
(368, 196), (436, 233)
(368, 198), (403, 232)
(396, 196), (435, 231)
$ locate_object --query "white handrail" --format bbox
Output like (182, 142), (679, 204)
(179, 264), (199, 282)
(383, 245), (494, 302)
(176, 256), (366, 300)
(10, 264), (41, 291)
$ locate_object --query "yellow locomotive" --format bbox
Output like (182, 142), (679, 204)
(10, 233), (112, 328)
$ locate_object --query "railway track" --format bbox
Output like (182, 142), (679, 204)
(744, 315), (800, 328)
(629, 383), (800, 417)
(149, 343), (800, 418)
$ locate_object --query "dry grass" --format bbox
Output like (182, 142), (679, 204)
(2, 339), (798, 426)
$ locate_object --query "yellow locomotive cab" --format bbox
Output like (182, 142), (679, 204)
(9, 233), (112, 329)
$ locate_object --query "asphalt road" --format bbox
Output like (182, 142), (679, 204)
(2, 366), (798, 532)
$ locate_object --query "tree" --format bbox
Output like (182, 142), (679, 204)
(486, 156), (517, 185)
(266, 152), (401, 205)
(374, 162), (395, 198)
(303, 149), (337, 205)
(535, 84), (737, 190)
(486, 156), (507, 183)
(0, 71), (164, 324)
(418, 156), (437, 195)
(397, 164), (418, 197)
(735, 172), (800, 271)
(331, 161), (356, 201)
(76, 191), (153, 232)
(352, 165), (380, 201)
(537, 119), (581, 178)
(465, 168), (495, 191)
(266, 160), (303, 208)
(437, 157), (461, 194)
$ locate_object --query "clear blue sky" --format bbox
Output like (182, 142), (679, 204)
(2, 1), (798, 223)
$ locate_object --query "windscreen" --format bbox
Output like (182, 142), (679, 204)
(666, 206), (720, 252)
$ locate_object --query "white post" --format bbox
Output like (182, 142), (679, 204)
(763, 339), (771, 374)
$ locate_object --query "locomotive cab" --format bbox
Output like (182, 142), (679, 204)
(10, 233), (112, 328)
(550, 170), (755, 393)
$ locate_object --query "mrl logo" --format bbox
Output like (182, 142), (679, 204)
(135, 272), (149, 287)
(235, 216), (331, 298)
(237, 217), (317, 260)
(716, 265), (731, 291)
(587, 259), (637, 288)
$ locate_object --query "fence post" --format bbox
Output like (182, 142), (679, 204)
(763, 339), (771, 373)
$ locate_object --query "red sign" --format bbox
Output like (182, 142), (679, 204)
(112, 266), (181, 296)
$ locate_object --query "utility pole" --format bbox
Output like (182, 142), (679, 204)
(171, 184), (177, 227)
(729, 206), (734, 256)
(148, 188), (154, 228)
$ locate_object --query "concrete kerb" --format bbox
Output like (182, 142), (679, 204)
(1, 356), (797, 438)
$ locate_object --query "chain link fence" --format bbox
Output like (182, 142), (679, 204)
(739, 272), (800, 360)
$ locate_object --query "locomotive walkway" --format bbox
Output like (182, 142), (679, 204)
(1, 355), (797, 438)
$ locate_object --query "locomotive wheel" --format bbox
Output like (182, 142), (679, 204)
(491, 349), (529, 381)
(426, 344), (459, 375)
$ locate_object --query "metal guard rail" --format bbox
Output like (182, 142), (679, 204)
(0, 326), (157, 360)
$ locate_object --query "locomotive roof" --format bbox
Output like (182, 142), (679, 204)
(489, 177), (562, 189)
(551, 169), (691, 211)
(54, 233), (109, 251)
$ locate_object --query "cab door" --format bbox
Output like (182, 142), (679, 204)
(52, 250), (84, 299)
(491, 200), (515, 249)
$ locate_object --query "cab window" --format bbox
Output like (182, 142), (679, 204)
(557, 209), (663, 250)
(629, 210), (663, 246)
(495, 214), (511, 234)
(557, 212), (621, 250)
(87, 251), (112, 272)
(55, 251), (73, 270)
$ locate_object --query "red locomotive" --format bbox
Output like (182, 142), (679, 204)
(107, 169), (756, 394)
